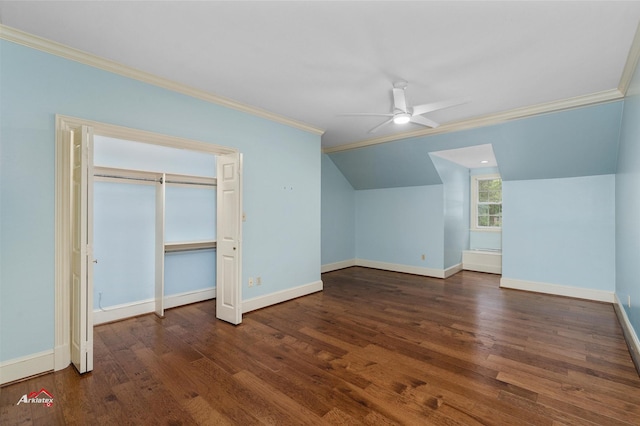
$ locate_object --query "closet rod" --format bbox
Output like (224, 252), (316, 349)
(164, 180), (216, 187)
(94, 173), (159, 183)
(94, 174), (216, 187)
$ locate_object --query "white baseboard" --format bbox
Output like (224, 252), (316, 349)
(243, 280), (323, 314)
(0, 350), (54, 386)
(500, 277), (615, 303)
(164, 287), (216, 310)
(323, 259), (461, 279)
(93, 298), (155, 325)
(463, 263), (502, 274)
(321, 259), (356, 273)
(93, 287), (216, 325)
(444, 263), (463, 278)
(614, 294), (640, 375)
(462, 250), (502, 274)
(355, 259), (448, 279)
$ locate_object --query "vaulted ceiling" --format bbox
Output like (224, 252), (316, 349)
(1, 1), (639, 152)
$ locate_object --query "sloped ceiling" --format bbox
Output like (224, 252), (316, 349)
(0, 1), (639, 150)
(329, 101), (624, 189)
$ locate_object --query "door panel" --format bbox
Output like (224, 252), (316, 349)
(70, 125), (94, 373)
(216, 153), (242, 324)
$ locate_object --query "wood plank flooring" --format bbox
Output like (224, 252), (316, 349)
(2, 267), (640, 425)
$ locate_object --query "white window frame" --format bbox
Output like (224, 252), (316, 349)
(471, 173), (502, 232)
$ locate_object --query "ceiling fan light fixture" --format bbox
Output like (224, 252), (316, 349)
(393, 113), (411, 124)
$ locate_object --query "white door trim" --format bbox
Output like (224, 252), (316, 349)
(54, 114), (240, 372)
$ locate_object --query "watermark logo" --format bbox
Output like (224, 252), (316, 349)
(16, 388), (54, 407)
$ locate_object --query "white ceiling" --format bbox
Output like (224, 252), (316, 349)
(431, 144), (497, 169)
(1, 1), (639, 150)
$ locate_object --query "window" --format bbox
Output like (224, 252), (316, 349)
(472, 174), (502, 230)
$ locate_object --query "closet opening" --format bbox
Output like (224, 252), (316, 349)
(54, 115), (242, 375)
(93, 135), (218, 324)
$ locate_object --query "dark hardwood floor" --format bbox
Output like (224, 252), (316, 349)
(2, 267), (640, 425)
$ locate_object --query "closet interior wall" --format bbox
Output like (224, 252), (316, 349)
(93, 136), (217, 324)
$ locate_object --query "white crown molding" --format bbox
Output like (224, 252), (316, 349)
(323, 89), (623, 154)
(0, 24), (324, 136)
(618, 20), (640, 96)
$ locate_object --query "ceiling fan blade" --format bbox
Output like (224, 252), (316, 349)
(411, 99), (468, 117)
(339, 113), (394, 117)
(410, 115), (440, 128)
(392, 88), (408, 113)
(369, 117), (395, 133)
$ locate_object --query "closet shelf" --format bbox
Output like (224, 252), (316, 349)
(164, 240), (217, 253)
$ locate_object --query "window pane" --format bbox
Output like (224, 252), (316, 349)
(474, 176), (502, 229)
(480, 179), (501, 190)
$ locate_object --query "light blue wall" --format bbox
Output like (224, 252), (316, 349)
(165, 250), (216, 296)
(0, 40), (320, 362)
(430, 156), (470, 268)
(93, 182), (155, 308)
(616, 54), (640, 338)
(321, 154), (355, 266)
(242, 130), (320, 299)
(355, 185), (444, 269)
(163, 185), (218, 297)
(165, 186), (216, 243)
(469, 232), (502, 251)
(502, 175), (615, 291)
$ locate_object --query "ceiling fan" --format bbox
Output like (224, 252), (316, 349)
(344, 81), (466, 133)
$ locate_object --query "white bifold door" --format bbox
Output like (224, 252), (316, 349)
(216, 152), (243, 324)
(70, 125), (94, 374)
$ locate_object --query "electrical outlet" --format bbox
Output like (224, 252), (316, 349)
(256, 276), (262, 285)
(248, 277), (254, 287)
(421, 254), (426, 261)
